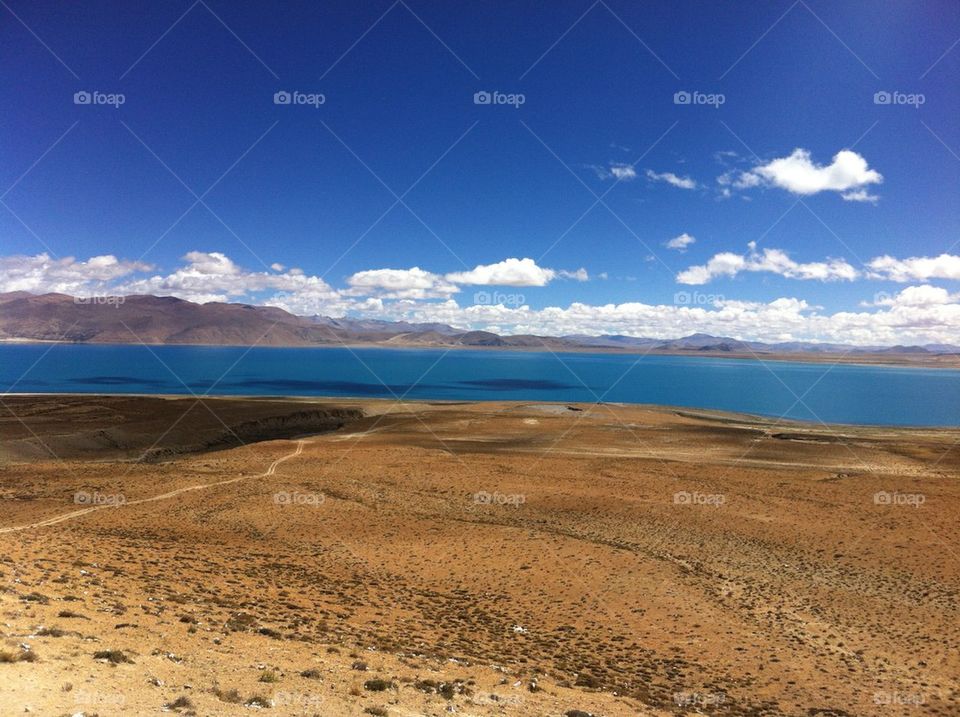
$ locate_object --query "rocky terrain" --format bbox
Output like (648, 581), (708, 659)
(1, 396), (958, 715)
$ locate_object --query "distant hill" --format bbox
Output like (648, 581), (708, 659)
(1, 292), (958, 362)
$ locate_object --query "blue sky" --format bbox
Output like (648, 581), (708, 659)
(2, 0), (959, 344)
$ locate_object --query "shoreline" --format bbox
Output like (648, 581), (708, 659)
(2, 392), (958, 432)
(3, 338), (960, 369)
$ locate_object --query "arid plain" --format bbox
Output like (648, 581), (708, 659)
(1, 395), (958, 716)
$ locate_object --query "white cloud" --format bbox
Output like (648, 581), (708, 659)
(840, 189), (879, 203)
(558, 268), (589, 281)
(866, 253), (960, 282)
(748, 148), (882, 198)
(609, 163), (637, 181)
(445, 257), (557, 287)
(363, 291), (960, 347)
(646, 169), (697, 189)
(870, 285), (958, 307)
(677, 246), (859, 285)
(345, 267), (458, 300)
(0, 253), (152, 295)
(7, 251), (960, 345)
(665, 233), (696, 251)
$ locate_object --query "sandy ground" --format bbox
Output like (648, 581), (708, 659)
(0, 395), (958, 716)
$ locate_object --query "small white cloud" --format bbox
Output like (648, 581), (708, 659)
(446, 257), (557, 287)
(646, 169), (697, 189)
(665, 233), (696, 251)
(558, 268), (589, 281)
(748, 148), (882, 198)
(346, 267), (458, 300)
(609, 163), (637, 181)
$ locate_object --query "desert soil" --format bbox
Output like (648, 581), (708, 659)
(0, 395), (958, 716)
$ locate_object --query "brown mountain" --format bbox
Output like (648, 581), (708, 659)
(1, 292), (958, 365)
(0, 292), (343, 346)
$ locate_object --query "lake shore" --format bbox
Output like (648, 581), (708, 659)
(1, 395), (958, 715)
(3, 336), (960, 368)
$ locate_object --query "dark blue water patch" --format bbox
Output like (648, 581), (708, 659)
(2, 344), (959, 426)
(214, 378), (446, 396)
(458, 378), (578, 391)
(68, 376), (170, 387)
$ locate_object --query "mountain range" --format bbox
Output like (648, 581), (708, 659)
(1, 291), (958, 360)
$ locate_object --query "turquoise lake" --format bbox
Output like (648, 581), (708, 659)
(2, 344), (959, 426)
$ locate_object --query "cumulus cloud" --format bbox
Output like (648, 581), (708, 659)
(6, 250), (960, 345)
(746, 148), (882, 198)
(0, 253), (152, 295)
(866, 253), (960, 282)
(445, 257), (557, 287)
(345, 267), (458, 300)
(677, 245), (859, 285)
(665, 233), (696, 251)
(361, 291), (960, 347)
(645, 169), (697, 189)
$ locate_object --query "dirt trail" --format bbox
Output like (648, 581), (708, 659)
(0, 439), (306, 534)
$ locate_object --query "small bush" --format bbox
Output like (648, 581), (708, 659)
(93, 649), (133, 664)
(245, 694), (271, 707)
(164, 695), (194, 711)
(212, 687), (243, 704)
(259, 669), (280, 683)
(0, 650), (36, 663)
(363, 679), (394, 692)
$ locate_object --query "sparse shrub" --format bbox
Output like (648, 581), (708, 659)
(58, 609), (87, 619)
(225, 612), (258, 632)
(300, 668), (321, 679)
(93, 649), (133, 664)
(36, 626), (66, 637)
(0, 650), (37, 663)
(259, 669), (280, 683)
(245, 694), (271, 707)
(165, 695), (194, 711)
(351, 660), (368, 671)
(364, 708), (388, 716)
(212, 687), (243, 704)
(363, 679), (394, 692)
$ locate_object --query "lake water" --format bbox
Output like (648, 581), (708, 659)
(1, 344), (959, 426)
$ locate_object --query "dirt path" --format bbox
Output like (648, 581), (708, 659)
(0, 439), (307, 534)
